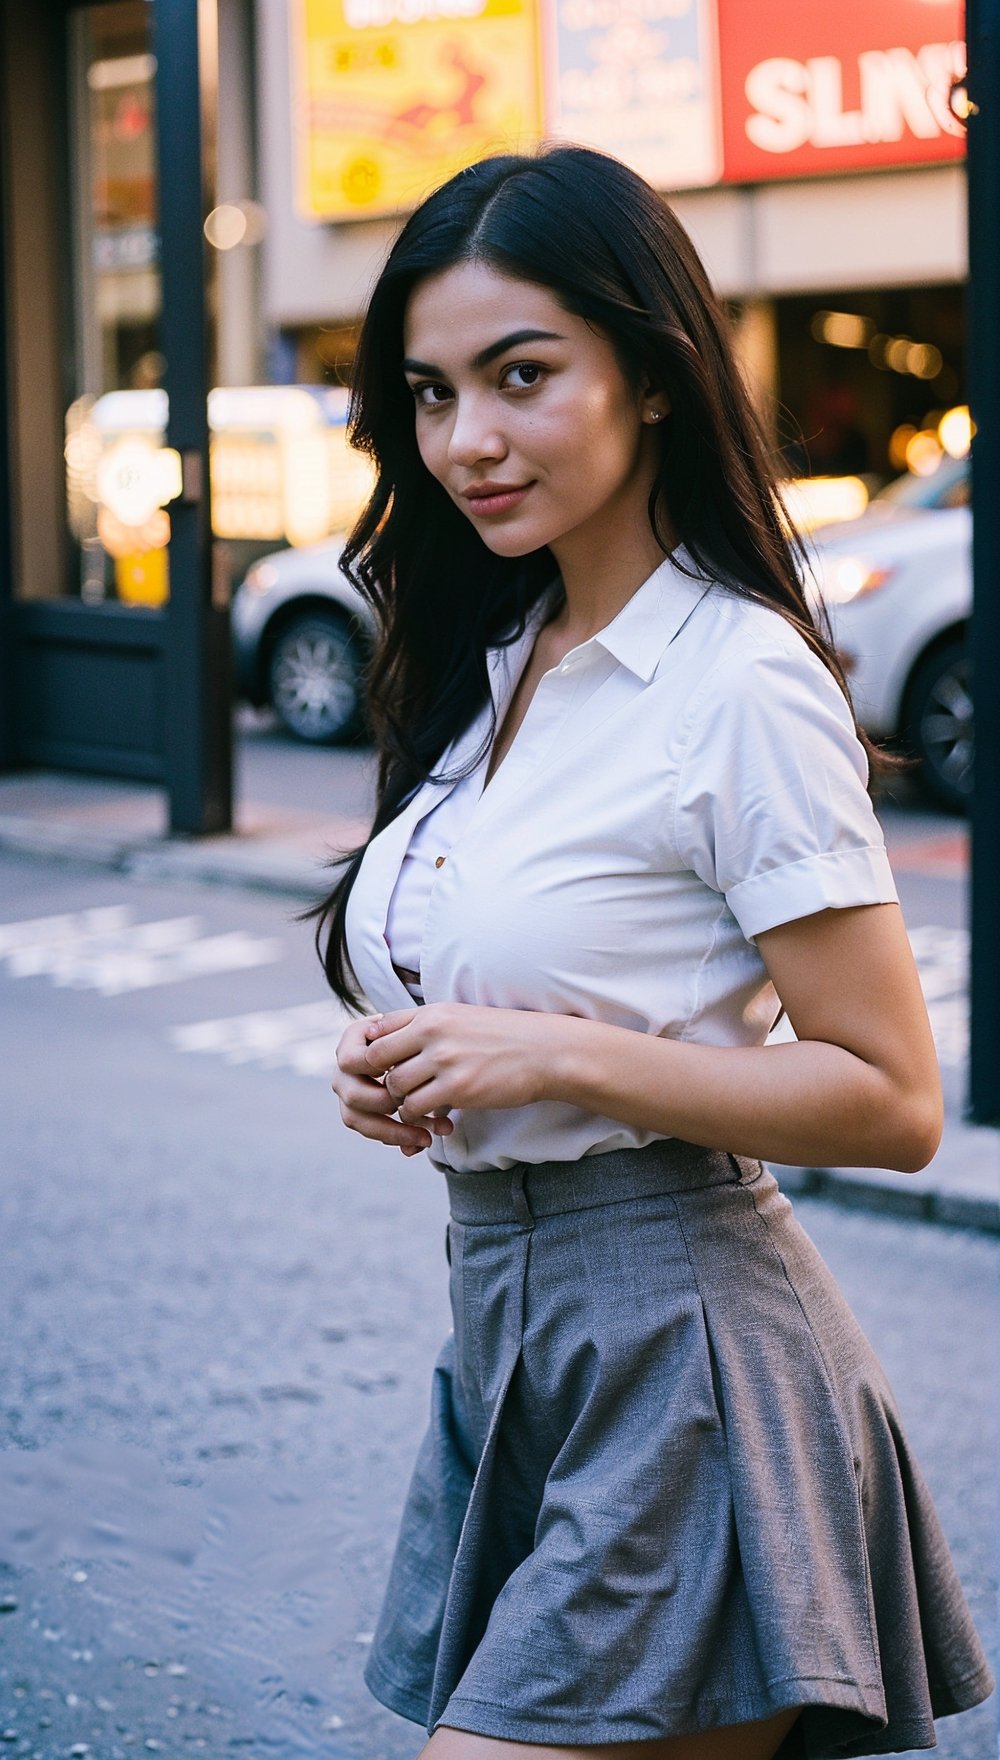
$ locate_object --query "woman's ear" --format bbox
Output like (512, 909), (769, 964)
(639, 375), (671, 424)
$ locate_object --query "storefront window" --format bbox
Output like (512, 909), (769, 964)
(58, 9), (373, 608)
(64, 1), (170, 606)
(774, 285), (966, 487)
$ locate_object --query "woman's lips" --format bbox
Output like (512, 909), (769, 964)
(463, 484), (532, 517)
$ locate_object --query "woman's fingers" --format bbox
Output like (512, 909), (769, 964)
(366, 1008), (418, 1040)
(382, 1060), (455, 1135)
(334, 1072), (429, 1143)
(336, 1017), (382, 1077)
(341, 1074), (399, 1117)
(333, 1060), (450, 1144)
(365, 1018), (426, 1075)
(343, 1108), (433, 1150)
(395, 1084), (452, 1128)
(338, 1011), (420, 1075)
(382, 1052), (434, 1101)
(384, 1068), (454, 1135)
(330, 1017), (445, 1152)
(395, 1096), (449, 1129)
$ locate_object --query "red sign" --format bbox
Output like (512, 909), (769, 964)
(717, 0), (965, 182)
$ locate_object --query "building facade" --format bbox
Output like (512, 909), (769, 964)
(258, 0), (968, 484)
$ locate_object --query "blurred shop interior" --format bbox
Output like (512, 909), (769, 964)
(771, 286), (966, 481)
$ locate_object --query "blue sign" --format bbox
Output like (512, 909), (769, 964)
(545, 0), (722, 190)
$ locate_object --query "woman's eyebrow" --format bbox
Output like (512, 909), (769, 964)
(402, 328), (568, 378)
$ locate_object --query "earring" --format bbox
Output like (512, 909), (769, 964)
(649, 410), (663, 422)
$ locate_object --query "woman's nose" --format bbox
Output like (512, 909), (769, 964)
(447, 397), (506, 467)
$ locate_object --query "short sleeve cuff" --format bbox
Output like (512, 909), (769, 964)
(726, 845), (899, 943)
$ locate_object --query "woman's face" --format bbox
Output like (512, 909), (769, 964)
(401, 262), (667, 564)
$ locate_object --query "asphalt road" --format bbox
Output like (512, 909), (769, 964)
(236, 709), (378, 827)
(0, 843), (995, 1760)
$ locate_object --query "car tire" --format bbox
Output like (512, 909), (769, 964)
(904, 636), (972, 812)
(267, 611), (363, 744)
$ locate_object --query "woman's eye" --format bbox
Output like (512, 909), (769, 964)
(502, 362), (545, 390)
(410, 382), (451, 407)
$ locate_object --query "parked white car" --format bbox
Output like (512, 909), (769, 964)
(232, 537), (374, 744)
(807, 458), (971, 811)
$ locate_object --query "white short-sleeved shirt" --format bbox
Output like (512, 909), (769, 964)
(383, 766), (484, 999)
(344, 551), (898, 1172)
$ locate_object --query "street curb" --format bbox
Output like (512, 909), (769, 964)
(3, 815), (998, 1238)
(776, 1164), (1000, 1236)
(127, 843), (325, 903)
(0, 817), (321, 903)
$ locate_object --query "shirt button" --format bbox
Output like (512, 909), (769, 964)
(434, 855), (446, 869)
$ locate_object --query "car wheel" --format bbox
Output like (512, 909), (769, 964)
(904, 637), (972, 812)
(267, 612), (363, 744)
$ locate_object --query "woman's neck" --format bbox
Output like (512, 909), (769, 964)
(547, 527), (673, 645)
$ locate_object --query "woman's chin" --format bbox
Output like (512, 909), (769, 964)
(469, 519), (556, 559)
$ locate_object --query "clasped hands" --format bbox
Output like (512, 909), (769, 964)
(331, 1002), (560, 1157)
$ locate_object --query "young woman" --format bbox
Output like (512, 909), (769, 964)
(318, 145), (994, 1760)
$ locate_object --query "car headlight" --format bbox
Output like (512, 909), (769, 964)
(815, 556), (893, 606)
(242, 560), (280, 596)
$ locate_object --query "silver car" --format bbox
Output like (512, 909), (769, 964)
(808, 456), (971, 811)
(232, 537), (376, 743)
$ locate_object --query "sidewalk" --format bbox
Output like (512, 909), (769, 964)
(0, 767), (370, 898)
(1, 766), (997, 1236)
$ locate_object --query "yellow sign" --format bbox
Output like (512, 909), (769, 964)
(293, 0), (543, 220)
(116, 548), (169, 608)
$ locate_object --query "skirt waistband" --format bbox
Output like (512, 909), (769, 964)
(444, 1138), (762, 1227)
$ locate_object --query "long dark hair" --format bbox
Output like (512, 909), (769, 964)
(309, 143), (882, 1009)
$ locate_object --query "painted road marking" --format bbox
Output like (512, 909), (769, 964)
(171, 1000), (351, 1075)
(4, 905), (965, 1071)
(0, 906), (282, 995)
(0, 906), (131, 956)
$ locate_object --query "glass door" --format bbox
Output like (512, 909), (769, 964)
(64, 0), (170, 608)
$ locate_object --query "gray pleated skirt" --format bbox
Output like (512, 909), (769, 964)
(364, 1141), (994, 1754)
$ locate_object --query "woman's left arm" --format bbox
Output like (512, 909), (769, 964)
(364, 901), (943, 1172)
(550, 900), (942, 1172)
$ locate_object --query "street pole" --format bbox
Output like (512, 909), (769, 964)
(966, 0), (1000, 1122)
(154, 0), (233, 835)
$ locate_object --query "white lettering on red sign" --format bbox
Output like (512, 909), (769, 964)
(744, 42), (966, 154)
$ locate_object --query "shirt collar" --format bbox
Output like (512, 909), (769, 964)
(590, 550), (713, 682)
(486, 550), (712, 715)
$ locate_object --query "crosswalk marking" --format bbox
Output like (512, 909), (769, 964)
(171, 1000), (350, 1075)
(0, 906), (131, 957)
(0, 906), (282, 995)
(1, 902), (970, 1072)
